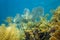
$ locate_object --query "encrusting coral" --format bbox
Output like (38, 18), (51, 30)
(0, 6), (60, 40)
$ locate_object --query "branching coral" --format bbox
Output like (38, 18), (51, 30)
(0, 6), (60, 40)
(0, 24), (20, 40)
(49, 6), (60, 40)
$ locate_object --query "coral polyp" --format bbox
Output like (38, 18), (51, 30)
(0, 6), (60, 40)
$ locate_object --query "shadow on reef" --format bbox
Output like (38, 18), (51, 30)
(0, 6), (60, 40)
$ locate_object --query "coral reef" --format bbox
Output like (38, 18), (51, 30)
(0, 24), (20, 40)
(0, 6), (60, 40)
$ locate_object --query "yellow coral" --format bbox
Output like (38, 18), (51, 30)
(0, 24), (6, 40)
(0, 24), (20, 40)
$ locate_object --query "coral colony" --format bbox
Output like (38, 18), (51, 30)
(0, 6), (60, 40)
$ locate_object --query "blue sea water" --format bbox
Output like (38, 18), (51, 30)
(0, 0), (60, 24)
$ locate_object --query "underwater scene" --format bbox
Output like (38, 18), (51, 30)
(0, 0), (60, 40)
